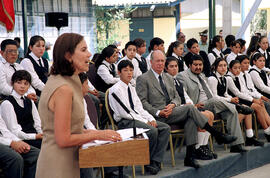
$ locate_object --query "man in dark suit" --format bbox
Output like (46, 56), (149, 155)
(136, 50), (236, 168)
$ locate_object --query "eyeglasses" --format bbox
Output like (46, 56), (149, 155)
(5, 49), (18, 55)
(180, 36), (185, 38)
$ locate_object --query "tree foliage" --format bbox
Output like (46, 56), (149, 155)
(95, 6), (137, 52)
(250, 9), (267, 35)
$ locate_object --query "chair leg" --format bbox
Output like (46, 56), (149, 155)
(132, 165), (136, 178)
(209, 136), (214, 152)
(169, 134), (176, 167)
(253, 113), (258, 138)
(221, 120), (227, 150)
(174, 136), (180, 151)
(141, 165), (144, 175)
(100, 167), (104, 178)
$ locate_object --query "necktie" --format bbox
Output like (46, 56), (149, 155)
(21, 97), (28, 110)
(261, 70), (268, 85)
(220, 52), (224, 59)
(174, 78), (186, 104)
(110, 64), (116, 77)
(220, 77), (225, 86)
(158, 75), (170, 105)
(128, 86), (136, 113)
(234, 77), (241, 91)
(10, 64), (16, 72)
(264, 52), (267, 59)
(141, 56), (147, 65)
(198, 75), (213, 99)
(38, 59), (43, 67)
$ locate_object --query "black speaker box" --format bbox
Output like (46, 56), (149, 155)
(45, 12), (68, 29)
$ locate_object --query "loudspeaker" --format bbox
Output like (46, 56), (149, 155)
(45, 12), (68, 30)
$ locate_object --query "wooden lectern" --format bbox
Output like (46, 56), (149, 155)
(79, 138), (149, 168)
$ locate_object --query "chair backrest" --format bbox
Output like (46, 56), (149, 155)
(84, 94), (99, 129)
(105, 89), (117, 130)
(86, 63), (98, 89)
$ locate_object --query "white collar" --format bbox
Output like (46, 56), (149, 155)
(11, 90), (24, 100)
(29, 52), (41, 62)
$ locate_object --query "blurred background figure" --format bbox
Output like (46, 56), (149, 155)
(42, 42), (52, 61)
(198, 29), (208, 53)
(14, 37), (24, 63)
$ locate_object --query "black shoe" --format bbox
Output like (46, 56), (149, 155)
(152, 160), (161, 171)
(230, 144), (248, 153)
(236, 104), (254, 115)
(184, 156), (201, 169)
(245, 136), (264, 147)
(215, 133), (237, 145)
(145, 163), (159, 175)
(202, 145), (218, 159)
(194, 146), (213, 160)
(264, 134), (270, 142)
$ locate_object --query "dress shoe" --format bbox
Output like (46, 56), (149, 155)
(194, 146), (213, 160)
(230, 144), (248, 153)
(245, 136), (264, 147)
(145, 163), (159, 175)
(235, 104), (254, 115)
(264, 134), (270, 142)
(202, 145), (218, 159)
(215, 133), (237, 145)
(152, 160), (161, 171)
(184, 157), (201, 169)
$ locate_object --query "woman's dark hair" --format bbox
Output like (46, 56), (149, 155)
(229, 59), (240, 69)
(148, 37), (164, 52)
(50, 33), (84, 76)
(230, 40), (241, 48)
(225, 34), (235, 47)
(11, 70), (32, 84)
(166, 41), (182, 57)
(208, 35), (222, 53)
(212, 57), (227, 72)
(91, 53), (101, 63)
(0, 39), (18, 51)
(107, 44), (117, 49)
(237, 38), (246, 49)
(247, 36), (259, 58)
(117, 60), (134, 72)
(78, 72), (88, 84)
(95, 46), (116, 69)
(250, 52), (264, 66)
(186, 38), (198, 49)
(165, 56), (178, 69)
(26, 35), (45, 56)
(235, 55), (249, 64)
(257, 36), (268, 50)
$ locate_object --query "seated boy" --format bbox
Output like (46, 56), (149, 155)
(0, 70), (43, 149)
(0, 112), (39, 178)
(109, 60), (170, 175)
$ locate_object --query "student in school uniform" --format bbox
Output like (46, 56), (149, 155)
(237, 38), (246, 54)
(249, 52), (270, 99)
(226, 40), (241, 65)
(146, 37), (165, 70)
(223, 35), (236, 55)
(208, 35), (225, 65)
(95, 46), (120, 92)
(247, 36), (259, 58)
(208, 58), (264, 146)
(0, 70), (43, 149)
(166, 41), (188, 72)
(134, 38), (148, 73)
(165, 57), (217, 160)
(257, 36), (270, 69)
(20, 36), (49, 96)
(0, 39), (37, 101)
(109, 60), (170, 175)
(183, 38), (211, 77)
(117, 41), (142, 81)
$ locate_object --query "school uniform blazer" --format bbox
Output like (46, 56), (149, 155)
(136, 69), (181, 116)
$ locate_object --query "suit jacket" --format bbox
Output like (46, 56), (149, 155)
(136, 69), (181, 116)
(176, 69), (204, 104)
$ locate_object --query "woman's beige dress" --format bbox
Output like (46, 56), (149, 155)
(35, 74), (84, 178)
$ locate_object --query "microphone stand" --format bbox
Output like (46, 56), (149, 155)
(112, 93), (137, 138)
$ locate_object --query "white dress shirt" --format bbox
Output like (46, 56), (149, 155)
(0, 91), (42, 140)
(97, 60), (120, 85)
(208, 48), (223, 65)
(250, 66), (270, 95)
(0, 115), (21, 146)
(87, 79), (96, 91)
(117, 56), (142, 80)
(0, 58), (35, 95)
(83, 99), (96, 130)
(172, 53), (188, 70)
(20, 52), (45, 91)
(226, 52), (238, 65)
(109, 80), (155, 123)
(240, 71), (262, 99)
(226, 72), (253, 102)
(208, 72), (232, 102)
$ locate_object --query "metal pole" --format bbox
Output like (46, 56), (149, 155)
(21, 0), (28, 54)
(209, 0), (213, 39)
(213, 0), (216, 36)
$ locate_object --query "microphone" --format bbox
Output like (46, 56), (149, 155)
(112, 93), (137, 138)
